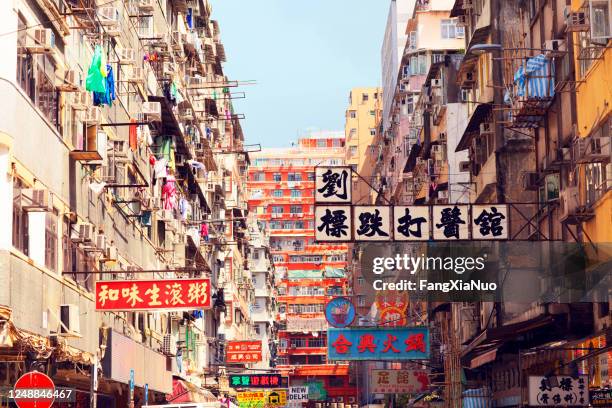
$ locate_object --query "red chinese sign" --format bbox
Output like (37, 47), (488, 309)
(95, 279), (211, 311)
(376, 292), (408, 327)
(226, 341), (263, 363)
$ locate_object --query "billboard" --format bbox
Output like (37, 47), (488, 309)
(370, 369), (429, 394)
(95, 279), (211, 311)
(327, 327), (429, 360)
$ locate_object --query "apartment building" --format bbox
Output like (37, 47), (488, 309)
(247, 132), (359, 406)
(0, 0), (257, 405)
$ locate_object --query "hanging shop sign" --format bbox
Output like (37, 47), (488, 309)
(315, 166), (352, 203)
(288, 386), (309, 406)
(591, 388), (612, 406)
(226, 341), (262, 363)
(528, 375), (589, 406)
(305, 381), (327, 401)
(95, 279), (211, 311)
(286, 317), (328, 332)
(237, 389), (287, 408)
(370, 369), (429, 394)
(325, 297), (356, 328)
(375, 292), (409, 327)
(229, 374), (283, 388)
(314, 204), (509, 242)
(327, 327), (429, 361)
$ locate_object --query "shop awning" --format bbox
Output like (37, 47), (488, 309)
(455, 103), (492, 152)
(167, 377), (220, 404)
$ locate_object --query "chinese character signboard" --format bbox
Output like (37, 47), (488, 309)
(226, 341), (263, 363)
(354, 206), (392, 241)
(314, 205), (352, 242)
(327, 327), (429, 361)
(591, 389), (612, 406)
(393, 206), (430, 241)
(472, 205), (509, 239)
(528, 375), (589, 406)
(325, 297), (356, 328)
(229, 374), (282, 388)
(95, 279), (210, 311)
(433, 205), (469, 240)
(370, 369), (429, 394)
(375, 292), (409, 327)
(286, 317), (327, 332)
(237, 390), (287, 408)
(315, 166), (351, 203)
(313, 205), (510, 242)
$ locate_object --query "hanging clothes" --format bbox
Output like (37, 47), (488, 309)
(140, 211), (152, 227)
(200, 223), (209, 241)
(93, 64), (115, 106)
(86, 45), (106, 93)
(162, 177), (177, 210)
(154, 158), (168, 179)
(129, 119), (138, 151)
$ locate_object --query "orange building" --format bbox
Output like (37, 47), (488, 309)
(247, 132), (358, 405)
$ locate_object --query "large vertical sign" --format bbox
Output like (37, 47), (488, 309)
(327, 327), (429, 361)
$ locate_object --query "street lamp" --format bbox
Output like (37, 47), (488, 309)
(468, 43), (503, 55)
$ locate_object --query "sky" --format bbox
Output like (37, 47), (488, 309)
(210, 0), (389, 148)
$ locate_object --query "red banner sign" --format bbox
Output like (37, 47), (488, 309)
(226, 341), (263, 363)
(95, 279), (211, 311)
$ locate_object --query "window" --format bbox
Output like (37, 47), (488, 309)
(409, 31), (417, 50)
(12, 179), (29, 254)
(272, 189), (283, 197)
(591, 0), (612, 42)
(45, 210), (58, 272)
(441, 19), (458, 39)
(295, 221), (304, 229)
(349, 110), (356, 119)
(254, 325), (261, 335)
(370, 128), (377, 136)
(290, 205), (302, 214)
(252, 250), (260, 260)
(271, 206), (284, 214)
(288, 173), (302, 181)
(290, 189), (302, 198)
(273, 173), (281, 182)
(251, 172), (264, 181)
(349, 128), (357, 139)
(369, 110), (376, 116)
(16, 15), (60, 130)
(357, 276), (365, 286)
(348, 146), (358, 157)
(410, 56), (418, 75)
(317, 139), (327, 147)
(307, 172), (315, 181)
(269, 221), (281, 230)
(418, 54), (428, 74)
(362, 93), (369, 102)
(358, 295), (366, 307)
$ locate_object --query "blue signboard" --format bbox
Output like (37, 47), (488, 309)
(327, 327), (429, 360)
(325, 297), (356, 328)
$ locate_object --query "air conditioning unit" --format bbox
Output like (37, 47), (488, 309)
(559, 186), (579, 221)
(95, 233), (106, 250)
(459, 161), (471, 172)
(480, 122), (493, 135)
(60, 304), (80, 335)
(79, 223), (95, 242)
(56, 69), (78, 89)
(162, 333), (178, 356)
(544, 39), (566, 57)
(566, 11), (589, 32)
(28, 189), (53, 211)
(68, 93), (88, 113)
(127, 67), (144, 84)
(142, 101), (162, 122)
(104, 245), (118, 261)
(457, 15), (468, 27)
(97, 7), (119, 26)
(26, 28), (55, 51)
(139, 0), (154, 12)
(522, 172), (540, 190)
(117, 48), (135, 65)
(83, 106), (102, 124)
